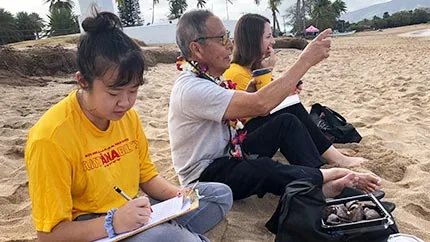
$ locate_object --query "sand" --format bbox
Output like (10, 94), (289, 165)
(1, 24), (430, 241)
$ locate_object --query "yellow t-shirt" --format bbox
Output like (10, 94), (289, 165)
(25, 90), (158, 232)
(224, 63), (273, 91)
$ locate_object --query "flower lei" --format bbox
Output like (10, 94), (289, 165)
(176, 56), (248, 159)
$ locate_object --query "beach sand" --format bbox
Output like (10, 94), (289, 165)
(0, 24), (430, 241)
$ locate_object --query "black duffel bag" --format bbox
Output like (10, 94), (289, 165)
(310, 103), (362, 144)
(265, 181), (399, 242)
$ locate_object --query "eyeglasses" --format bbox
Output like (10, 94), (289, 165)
(193, 31), (231, 46)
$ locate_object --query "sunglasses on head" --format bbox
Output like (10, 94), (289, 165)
(193, 31), (230, 46)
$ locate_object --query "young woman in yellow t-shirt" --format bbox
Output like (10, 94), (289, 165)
(224, 13), (366, 168)
(25, 11), (232, 242)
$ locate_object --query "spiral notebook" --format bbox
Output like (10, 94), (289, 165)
(94, 195), (199, 242)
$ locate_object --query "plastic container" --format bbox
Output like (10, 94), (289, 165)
(388, 233), (424, 242)
(321, 193), (395, 234)
(252, 68), (271, 90)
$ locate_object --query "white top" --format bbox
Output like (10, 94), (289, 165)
(168, 71), (235, 185)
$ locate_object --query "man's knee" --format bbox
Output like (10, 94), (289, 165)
(275, 113), (302, 126)
(197, 182), (233, 216)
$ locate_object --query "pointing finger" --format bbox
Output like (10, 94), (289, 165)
(316, 28), (333, 41)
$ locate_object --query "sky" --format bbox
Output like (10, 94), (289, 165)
(0, 0), (391, 26)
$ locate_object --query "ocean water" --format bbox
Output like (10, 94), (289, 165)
(408, 29), (430, 37)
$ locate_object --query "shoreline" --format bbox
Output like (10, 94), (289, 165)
(399, 28), (430, 38)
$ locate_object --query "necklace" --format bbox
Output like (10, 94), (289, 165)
(176, 56), (248, 159)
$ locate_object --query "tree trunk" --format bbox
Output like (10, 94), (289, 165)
(302, 0), (306, 35)
(296, 0), (301, 34)
(272, 10), (278, 33)
(152, 0), (155, 24)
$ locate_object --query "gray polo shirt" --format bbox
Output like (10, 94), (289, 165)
(168, 71), (235, 185)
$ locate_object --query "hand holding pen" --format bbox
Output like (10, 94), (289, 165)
(112, 186), (153, 234)
(114, 186), (153, 212)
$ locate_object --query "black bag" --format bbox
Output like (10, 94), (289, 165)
(265, 181), (399, 242)
(310, 103), (362, 144)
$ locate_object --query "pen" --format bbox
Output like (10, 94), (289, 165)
(114, 186), (153, 212)
(114, 186), (132, 201)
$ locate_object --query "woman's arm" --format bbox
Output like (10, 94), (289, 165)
(37, 218), (107, 242)
(37, 197), (152, 242)
(223, 29), (332, 120)
(139, 175), (179, 201)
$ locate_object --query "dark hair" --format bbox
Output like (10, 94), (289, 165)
(77, 11), (145, 90)
(176, 9), (214, 59)
(231, 14), (270, 70)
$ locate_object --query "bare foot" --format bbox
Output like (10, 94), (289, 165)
(353, 172), (381, 193)
(336, 156), (368, 167)
(323, 146), (368, 167)
(322, 173), (358, 198)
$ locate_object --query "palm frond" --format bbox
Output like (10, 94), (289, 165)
(196, 0), (207, 8)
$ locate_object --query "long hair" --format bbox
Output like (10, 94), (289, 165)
(231, 14), (270, 70)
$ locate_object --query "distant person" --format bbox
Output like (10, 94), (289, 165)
(25, 11), (232, 242)
(224, 13), (366, 167)
(169, 9), (380, 204)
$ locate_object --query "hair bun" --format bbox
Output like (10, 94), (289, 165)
(82, 11), (122, 34)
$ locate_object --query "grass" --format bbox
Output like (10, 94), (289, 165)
(7, 34), (149, 49)
(7, 34), (80, 48)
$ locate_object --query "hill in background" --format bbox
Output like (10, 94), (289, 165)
(341, 0), (430, 23)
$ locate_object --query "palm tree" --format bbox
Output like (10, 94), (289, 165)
(251, 0), (282, 34)
(286, 0), (319, 35)
(268, 0), (282, 35)
(300, 0), (312, 34)
(284, 1), (302, 34)
(44, 0), (74, 12)
(224, 0), (233, 20)
(222, 0), (260, 21)
(29, 13), (44, 39)
(310, 0), (336, 30)
(295, 0), (304, 35)
(331, 0), (347, 17)
(331, 0), (347, 31)
(168, 0), (187, 20)
(196, 0), (207, 8)
(16, 12), (44, 41)
(152, 0), (159, 24)
(47, 7), (79, 36)
(0, 8), (19, 44)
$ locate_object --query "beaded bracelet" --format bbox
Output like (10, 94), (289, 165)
(104, 208), (118, 238)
